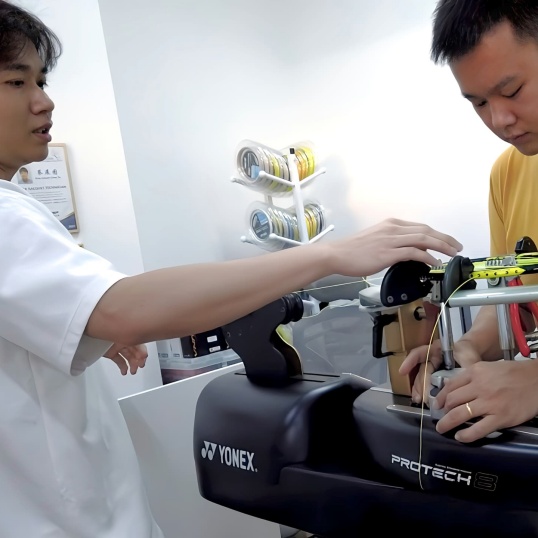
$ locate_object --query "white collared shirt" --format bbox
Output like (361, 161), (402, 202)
(0, 181), (163, 537)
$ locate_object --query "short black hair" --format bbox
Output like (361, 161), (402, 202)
(0, 0), (61, 72)
(431, 0), (538, 64)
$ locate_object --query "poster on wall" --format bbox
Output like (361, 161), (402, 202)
(15, 143), (79, 233)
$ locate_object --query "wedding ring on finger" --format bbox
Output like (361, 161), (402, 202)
(466, 402), (473, 418)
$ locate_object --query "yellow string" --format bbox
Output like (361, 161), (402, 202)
(417, 277), (475, 490)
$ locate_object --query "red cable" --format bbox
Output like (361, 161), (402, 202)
(508, 278), (530, 357)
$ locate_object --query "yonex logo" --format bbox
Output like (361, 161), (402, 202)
(201, 441), (217, 460)
(200, 441), (257, 472)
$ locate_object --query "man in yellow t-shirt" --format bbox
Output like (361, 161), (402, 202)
(400, 0), (538, 443)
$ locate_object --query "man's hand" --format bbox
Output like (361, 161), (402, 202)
(400, 339), (444, 404)
(400, 339), (482, 404)
(434, 359), (538, 442)
(104, 343), (148, 375)
(327, 218), (462, 277)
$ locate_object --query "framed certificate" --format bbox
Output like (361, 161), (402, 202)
(16, 143), (79, 233)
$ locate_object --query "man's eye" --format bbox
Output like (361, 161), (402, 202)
(38, 80), (48, 89)
(7, 80), (24, 87)
(474, 100), (487, 108)
(506, 86), (522, 98)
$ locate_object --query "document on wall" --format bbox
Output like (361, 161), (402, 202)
(14, 143), (79, 233)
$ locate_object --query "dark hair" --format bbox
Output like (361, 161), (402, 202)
(431, 0), (538, 64)
(0, 0), (61, 72)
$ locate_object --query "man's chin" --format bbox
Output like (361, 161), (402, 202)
(512, 142), (538, 157)
(26, 148), (49, 164)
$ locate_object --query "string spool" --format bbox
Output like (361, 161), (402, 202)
(247, 200), (326, 251)
(236, 140), (317, 195)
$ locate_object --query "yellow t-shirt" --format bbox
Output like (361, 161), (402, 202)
(489, 146), (538, 285)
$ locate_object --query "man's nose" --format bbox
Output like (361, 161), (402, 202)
(31, 88), (55, 115)
(490, 101), (516, 132)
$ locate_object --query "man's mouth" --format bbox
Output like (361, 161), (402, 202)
(506, 132), (529, 143)
(33, 122), (52, 135)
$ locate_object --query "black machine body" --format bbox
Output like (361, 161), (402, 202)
(194, 263), (538, 537)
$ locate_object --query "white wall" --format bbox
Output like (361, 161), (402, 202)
(16, 0), (163, 397)
(98, 0), (509, 273)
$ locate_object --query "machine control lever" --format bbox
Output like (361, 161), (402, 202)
(222, 293), (304, 386)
